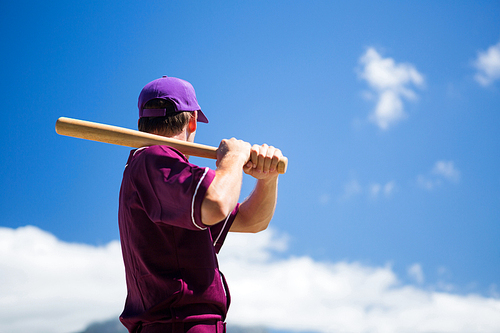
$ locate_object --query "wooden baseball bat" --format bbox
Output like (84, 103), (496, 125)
(55, 117), (288, 174)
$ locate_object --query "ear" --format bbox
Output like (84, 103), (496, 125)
(188, 111), (197, 133)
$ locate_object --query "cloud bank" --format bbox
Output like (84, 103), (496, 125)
(221, 231), (500, 333)
(358, 48), (425, 130)
(1, 226), (500, 333)
(0, 226), (126, 333)
(474, 41), (500, 86)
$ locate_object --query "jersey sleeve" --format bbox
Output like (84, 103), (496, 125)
(131, 146), (215, 230)
(210, 203), (239, 253)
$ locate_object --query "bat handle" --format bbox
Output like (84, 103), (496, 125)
(276, 156), (288, 174)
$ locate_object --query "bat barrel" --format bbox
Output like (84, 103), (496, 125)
(55, 117), (218, 159)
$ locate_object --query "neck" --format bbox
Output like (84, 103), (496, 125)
(169, 131), (188, 141)
(165, 128), (195, 144)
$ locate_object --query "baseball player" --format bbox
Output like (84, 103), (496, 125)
(118, 76), (282, 333)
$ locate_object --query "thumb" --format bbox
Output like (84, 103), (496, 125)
(243, 160), (253, 173)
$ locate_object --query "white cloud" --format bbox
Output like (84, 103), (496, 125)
(418, 160), (460, 190)
(432, 160), (461, 183)
(474, 41), (500, 86)
(2, 226), (500, 333)
(370, 181), (396, 199)
(358, 48), (425, 130)
(341, 179), (363, 199)
(221, 231), (500, 333)
(408, 263), (425, 285)
(340, 179), (396, 201)
(0, 226), (126, 333)
(384, 180), (396, 196)
(370, 183), (382, 197)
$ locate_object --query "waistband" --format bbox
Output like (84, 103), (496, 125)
(138, 320), (226, 333)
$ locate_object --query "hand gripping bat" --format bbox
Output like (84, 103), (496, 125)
(55, 117), (288, 174)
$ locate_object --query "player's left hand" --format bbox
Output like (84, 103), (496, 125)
(243, 144), (283, 179)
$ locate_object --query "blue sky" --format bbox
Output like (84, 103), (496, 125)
(1, 1), (500, 332)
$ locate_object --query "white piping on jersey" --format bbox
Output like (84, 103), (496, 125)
(220, 272), (227, 298)
(213, 213), (231, 246)
(125, 147), (149, 168)
(133, 146), (148, 156)
(191, 167), (209, 230)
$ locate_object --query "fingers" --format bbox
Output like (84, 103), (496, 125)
(217, 138), (282, 177)
(249, 144), (283, 174)
(216, 138), (251, 166)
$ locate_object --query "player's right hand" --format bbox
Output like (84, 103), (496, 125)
(216, 138), (251, 168)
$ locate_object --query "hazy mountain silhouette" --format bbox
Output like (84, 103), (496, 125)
(76, 317), (269, 333)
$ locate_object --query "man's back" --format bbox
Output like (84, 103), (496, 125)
(118, 145), (235, 332)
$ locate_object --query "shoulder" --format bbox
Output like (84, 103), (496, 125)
(128, 145), (187, 167)
(135, 145), (186, 160)
(124, 146), (183, 177)
(129, 145), (213, 179)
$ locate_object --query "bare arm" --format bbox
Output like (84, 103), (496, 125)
(201, 138), (250, 226)
(230, 144), (282, 233)
(230, 176), (278, 233)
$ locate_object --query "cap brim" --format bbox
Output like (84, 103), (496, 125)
(197, 110), (209, 123)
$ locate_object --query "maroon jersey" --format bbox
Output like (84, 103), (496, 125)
(118, 145), (237, 332)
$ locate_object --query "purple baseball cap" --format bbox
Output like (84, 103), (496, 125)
(138, 76), (208, 123)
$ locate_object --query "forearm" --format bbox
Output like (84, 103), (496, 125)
(201, 152), (246, 225)
(231, 176), (278, 233)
